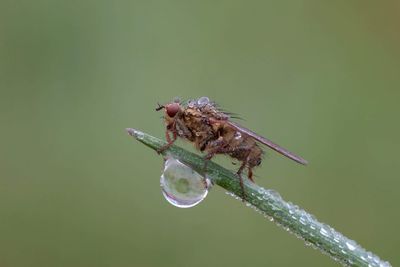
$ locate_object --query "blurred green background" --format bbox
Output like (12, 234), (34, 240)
(1, 1), (399, 266)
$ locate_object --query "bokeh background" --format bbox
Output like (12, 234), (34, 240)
(1, 1), (399, 266)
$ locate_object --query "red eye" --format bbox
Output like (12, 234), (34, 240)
(166, 103), (179, 117)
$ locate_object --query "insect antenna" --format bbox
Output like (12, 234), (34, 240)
(155, 103), (165, 111)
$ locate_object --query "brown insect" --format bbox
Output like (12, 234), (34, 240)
(156, 97), (307, 196)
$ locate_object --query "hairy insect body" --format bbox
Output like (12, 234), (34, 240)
(162, 100), (263, 181)
(180, 107), (215, 150)
(211, 122), (263, 169)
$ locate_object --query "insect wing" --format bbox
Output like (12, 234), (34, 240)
(227, 121), (308, 165)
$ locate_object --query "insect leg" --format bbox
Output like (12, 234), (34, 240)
(248, 168), (254, 183)
(236, 150), (252, 201)
(202, 152), (214, 174)
(157, 129), (177, 154)
(165, 130), (172, 143)
(236, 160), (247, 200)
(202, 138), (228, 173)
(203, 143), (222, 173)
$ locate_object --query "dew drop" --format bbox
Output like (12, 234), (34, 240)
(127, 128), (144, 140)
(160, 157), (210, 208)
(197, 96), (210, 106)
(234, 131), (242, 140)
(304, 241), (312, 247)
(135, 132), (144, 140)
(299, 216), (307, 225)
(267, 189), (282, 200)
(320, 226), (331, 238)
(346, 240), (357, 251)
(361, 256), (367, 261)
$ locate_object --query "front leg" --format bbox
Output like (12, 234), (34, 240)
(157, 129), (177, 154)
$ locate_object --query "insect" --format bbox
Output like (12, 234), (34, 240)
(156, 97), (307, 197)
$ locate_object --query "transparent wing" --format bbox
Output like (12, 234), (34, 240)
(227, 121), (308, 165)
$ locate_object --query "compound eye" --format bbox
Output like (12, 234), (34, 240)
(166, 103), (180, 117)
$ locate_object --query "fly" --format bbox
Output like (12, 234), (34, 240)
(156, 97), (307, 198)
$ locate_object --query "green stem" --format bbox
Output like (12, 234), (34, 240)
(126, 128), (391, 267)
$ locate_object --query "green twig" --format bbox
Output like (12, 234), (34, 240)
(126, 128), (391, 267)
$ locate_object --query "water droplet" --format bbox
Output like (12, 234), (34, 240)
(266, 189), (282, 200)
(234, 131), (242, 140)
(299, 216), (307, 225)
(333, 234), (340, 243)
(361, 256), (367, 261)
(346, 240), (357, 251)
(160, 157), (210, 208)
(320, 226), (331, 238)
(197, 96), (210, 106)
(127, 128), (144, 140)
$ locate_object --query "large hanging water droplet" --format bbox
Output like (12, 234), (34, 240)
(160, 157), (211, 208)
